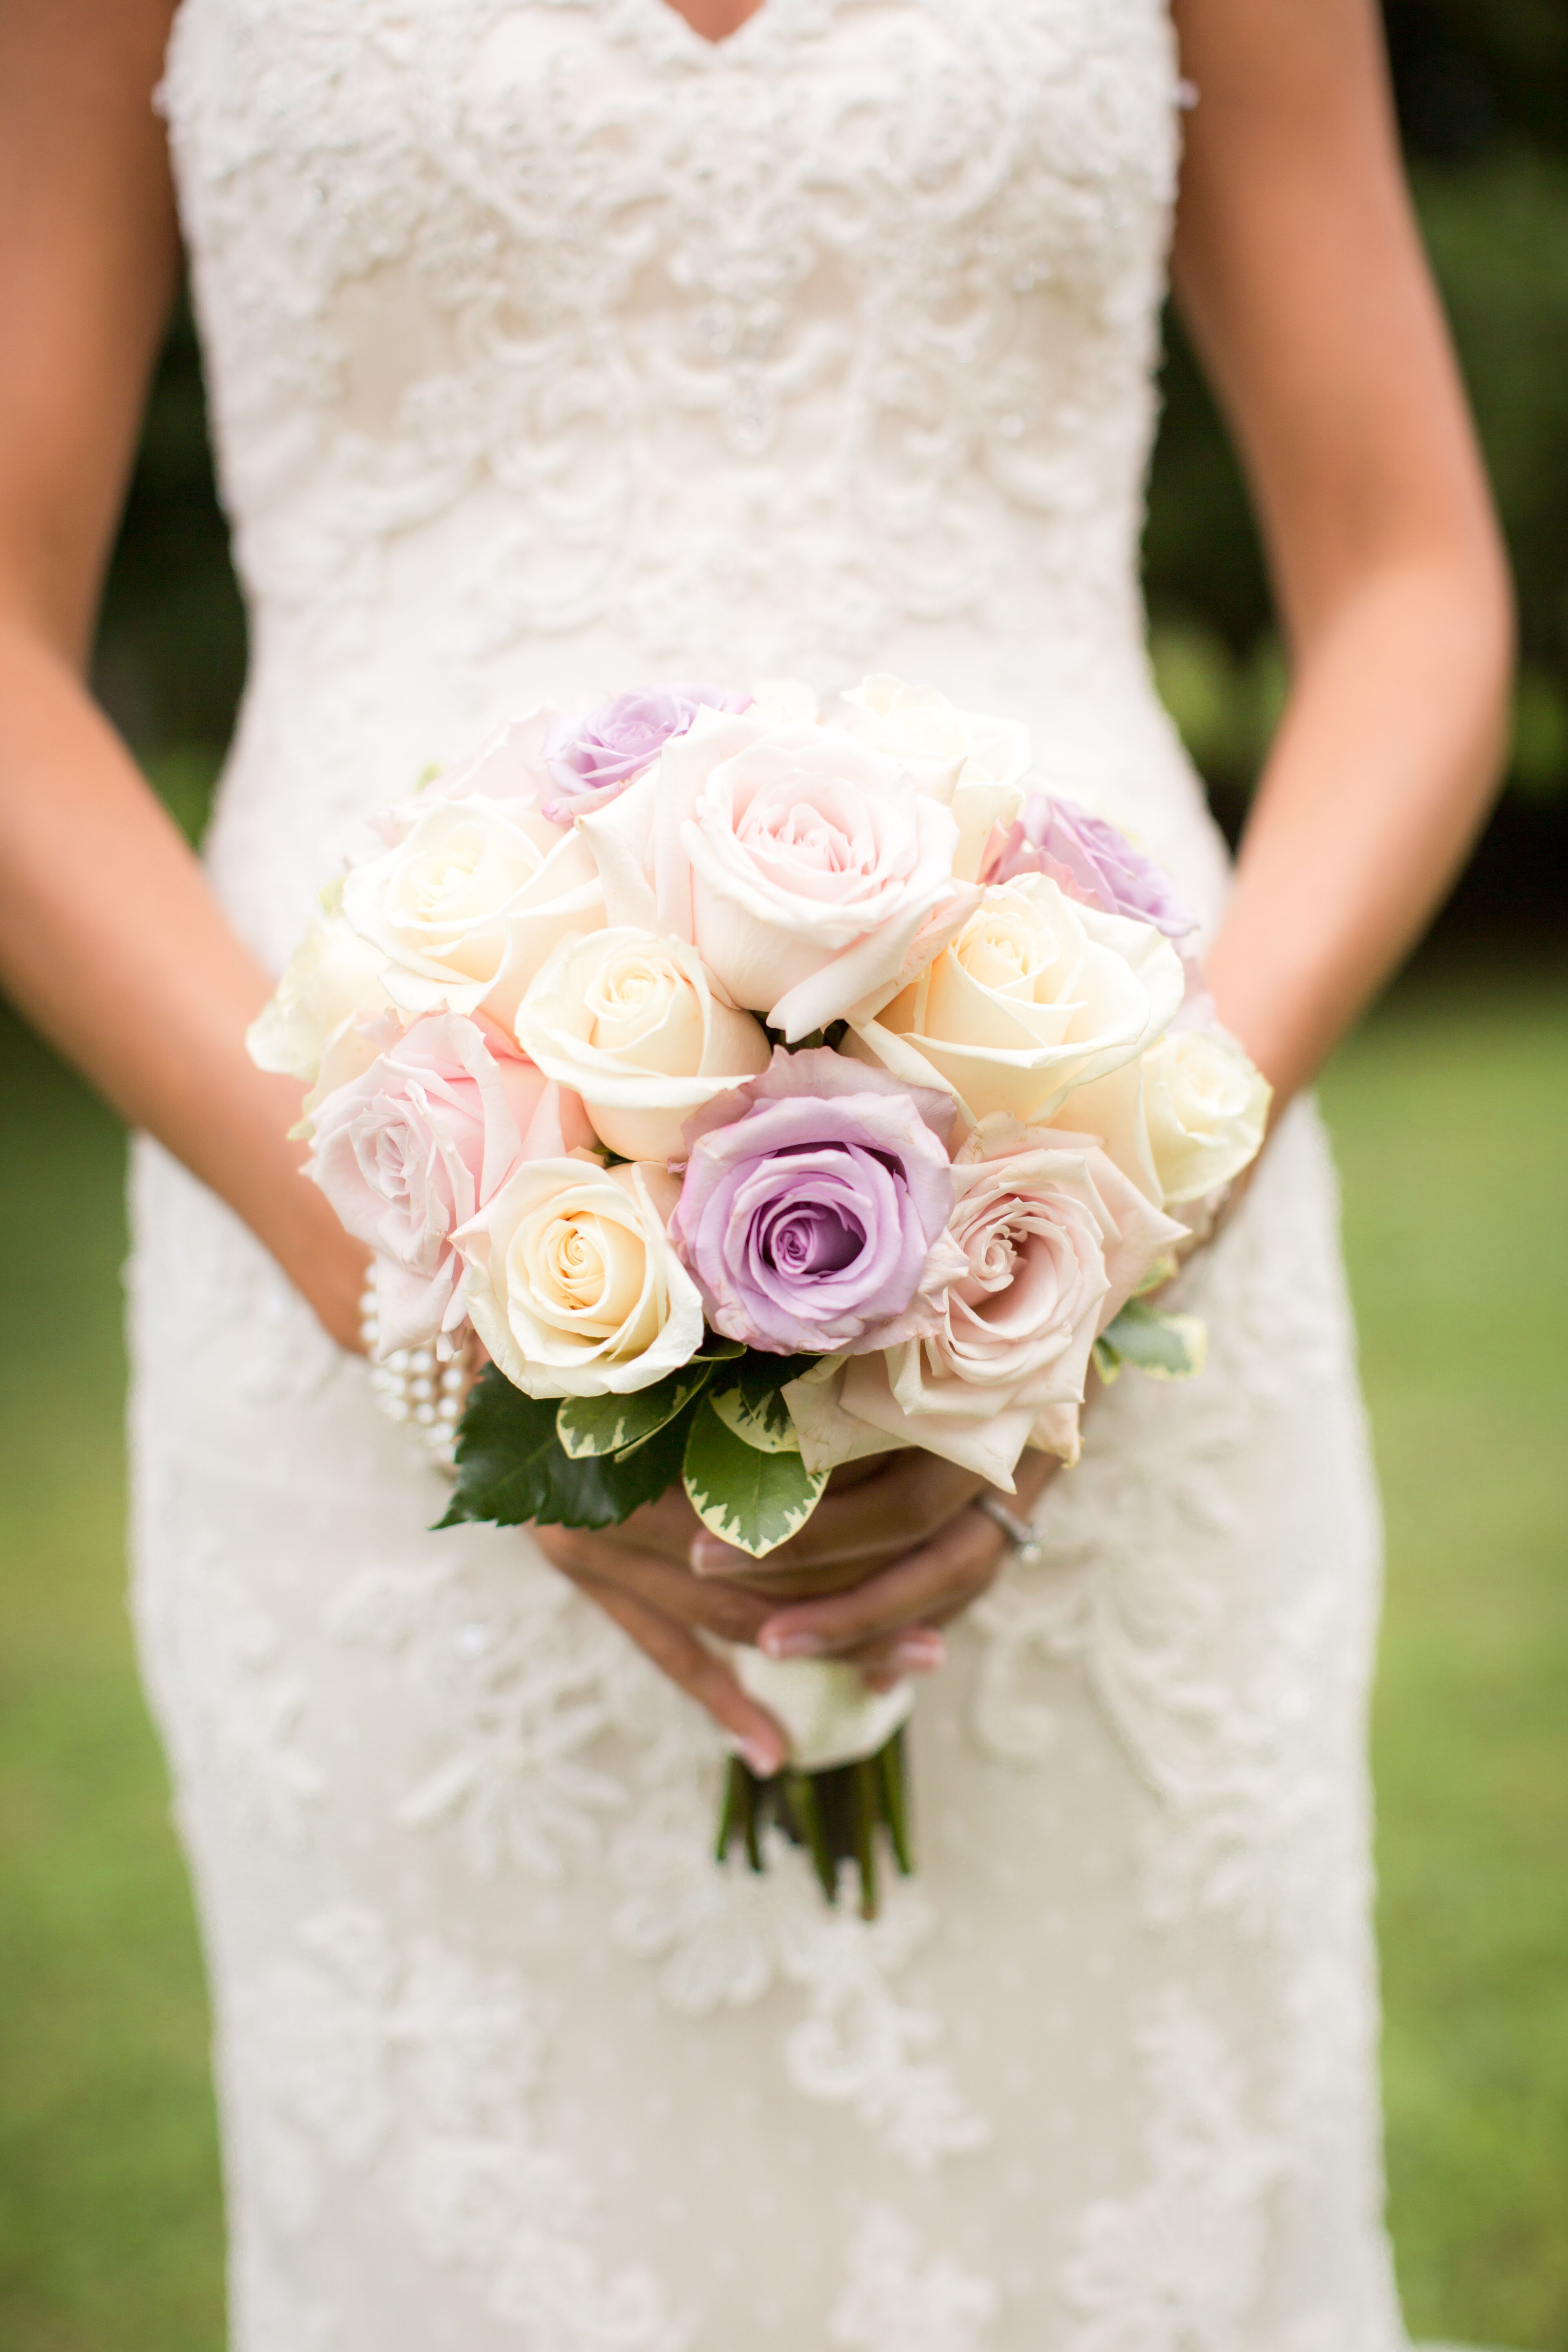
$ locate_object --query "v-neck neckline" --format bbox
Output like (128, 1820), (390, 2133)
(648, 0), (775, 52)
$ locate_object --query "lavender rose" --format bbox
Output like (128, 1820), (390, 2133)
(543, 684), (749, 826)
(982, 792), (1197, 942)
(670, 1048), (963, 1356)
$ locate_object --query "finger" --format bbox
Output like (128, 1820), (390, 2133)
(577, 1581), (788, 1777)
(535, 1526), (773, 1647)
(849, 1626), (948, 1691)
(756, 1507), (1007, 1660)
(690, 1452), (986, 1579)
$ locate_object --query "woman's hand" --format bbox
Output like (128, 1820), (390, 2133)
(529, 1440), (1066, 1762)
(530, 1513), (793, 1774)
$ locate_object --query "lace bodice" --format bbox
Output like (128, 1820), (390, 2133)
(159, 0), (1226, 969)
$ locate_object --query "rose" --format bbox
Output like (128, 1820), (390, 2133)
(829, 1119), (1185, 1484)
(1141, 1026), (1271, 1204)
(246, 895), (394, 1087)
(670, 1047), (963, 1356)
(577, 711), (964, 1041)
(459, 1156), (703, 1399)
(851, 872), (1185, 1128)
(731, 1651), (916, 1773)
(841, 673), (1032, 881)
(341, 794), (604, 1029)
(421, 707), (570, 853)
(541, 683), (748, 826)
(514, 928), (771, 1163)
(982, 792), (1198, 942)
(307, 1013), (592, 1352)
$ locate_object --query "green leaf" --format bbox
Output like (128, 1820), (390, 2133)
(710, 1381), (800, 1454)
(439, 1366), (688, 1531)
(555, 1365), (712, 1459)
(682, 1396), (828, 1557)
(729, 1348), (820, 1403)
(1095, 1299), (1208, 1383)
(1131, 1252), (1179, 1299)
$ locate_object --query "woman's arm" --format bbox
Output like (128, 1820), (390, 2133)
(1172, 0), (1513, 1098)
(0, 0), (368, 1348)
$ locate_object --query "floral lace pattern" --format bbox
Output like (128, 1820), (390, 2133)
(228, 1905), (688, 2348)
(129, 0), (1409, 2340)
(1062, 1991), (1281, 2352)
(831, 2205), (999, 2350)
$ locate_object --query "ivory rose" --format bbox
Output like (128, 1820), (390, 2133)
(851, 872), (1185, 1129)
(245, 895), (393, 1086)
(841, 1120), (1183, 1482)
(1142, 1026), (1271, 1204)
(514, 927), (771, 1163)
(577, 710), (963, 1041)
(307, 1013), (592, 1353)
(459, 1157), (704, 1398)
(341, 794), (604, 1029)
(419, 708), (568, 853)
(841, 674), (1032, 881)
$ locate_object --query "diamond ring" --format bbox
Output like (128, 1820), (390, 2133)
(973, 1491), (1047, 1571)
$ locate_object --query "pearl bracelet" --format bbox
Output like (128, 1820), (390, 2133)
(359, 1285), (475, 1473)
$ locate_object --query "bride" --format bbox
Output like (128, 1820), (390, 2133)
(0, 0), (1511, 2343)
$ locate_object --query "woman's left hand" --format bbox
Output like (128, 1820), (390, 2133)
(744, 1446), (1063, 1688)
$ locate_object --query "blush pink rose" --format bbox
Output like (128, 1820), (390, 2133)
(832, 1117), (1185, 1485)
(578, 710), (964, 1041)
(308, 1012), (593, 1352)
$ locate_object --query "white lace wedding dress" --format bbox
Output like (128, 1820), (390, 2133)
(129, 1), (1414, 2344)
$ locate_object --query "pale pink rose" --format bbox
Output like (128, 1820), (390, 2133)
(351, 710), (569, 866)
(308, 1012), (593, 1352)
(578, 710), (964, 1041)
(830, 1117), (1185, 1486)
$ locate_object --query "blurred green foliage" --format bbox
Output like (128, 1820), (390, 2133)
(95, 5), (1568, 816)
(1145, 0), (1568, 798)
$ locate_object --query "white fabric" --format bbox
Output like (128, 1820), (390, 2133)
(128, 1), (1413, 2342)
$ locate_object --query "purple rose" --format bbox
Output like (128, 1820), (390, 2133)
(982, 792), (1197, 941)
(542, 683), (749, 825)
(671, 1049), (964, 1356)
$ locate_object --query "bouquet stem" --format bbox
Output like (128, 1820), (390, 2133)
(715, 1726), (914, 1920)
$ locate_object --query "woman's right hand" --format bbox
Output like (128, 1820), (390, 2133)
(527, 1442), (1052, 1768)
(530, 1513), (794, 1776)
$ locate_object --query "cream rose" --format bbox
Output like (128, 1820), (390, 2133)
(341, 795), (604, 1029)
(840, 673), (1032, 881)
(577, 710), (963, 1042)
(246, 896), (393, 1087)
(422, 706), (568, 853)
(458, 1157), (703, 1399)
(851, 872), (1185, 1128)
(832, 1120), (1183, 1484)
(1142, 1026), (1271, 1204)
(514, 928), (772, 1161)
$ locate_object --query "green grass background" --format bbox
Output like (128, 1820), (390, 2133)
(1, 976), (1565, 2351)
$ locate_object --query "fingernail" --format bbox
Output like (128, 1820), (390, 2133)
(890, 1631), (946, 1672)
(691, 1538), (750, 1576)
(761, 1628), (825, 1660)
(739, 1737), (783, 1778)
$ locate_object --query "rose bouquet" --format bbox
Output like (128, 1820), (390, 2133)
(251, 677), (1270, 1913)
